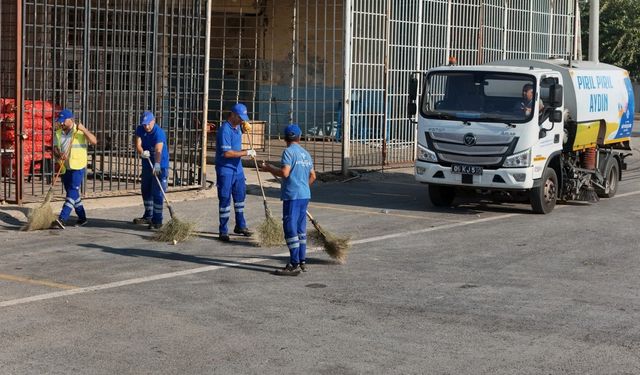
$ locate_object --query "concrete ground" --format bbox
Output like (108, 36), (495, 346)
(1, 139), (640, 374)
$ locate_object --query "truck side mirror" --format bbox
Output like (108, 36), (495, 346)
(550, 109), (562, 123)
(408, 74), (419, 122)
(549, 84), (563, 108)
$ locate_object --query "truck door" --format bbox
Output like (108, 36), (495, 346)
(537, 75), (564, 153)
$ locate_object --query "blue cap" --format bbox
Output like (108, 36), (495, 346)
(231, 103), (249, 121)
(284, 124), (302, 138)
(140, 111), (155, 125)
(56, 108), (73, 123)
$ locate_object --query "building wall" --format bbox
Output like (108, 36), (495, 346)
(207, 0), (345, 149)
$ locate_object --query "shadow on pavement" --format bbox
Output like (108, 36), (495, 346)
(230, 253), (340, 266)
(78, 242), (280, 274)
(0, 206), (30, 230)
(193, 230), (260, 248)
(244, 169), (543, 217)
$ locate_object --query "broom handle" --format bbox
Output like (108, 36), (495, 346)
(146, 158), (175, 219)
(305, 210), (322, 231)
(244, 123), (270, 211)
(48, 129), (77, 191)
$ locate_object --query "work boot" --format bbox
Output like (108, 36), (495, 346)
(75, 218), (88, 227)
(133, 217), (151, 225)
(51, 218), (65, 230)
(274, 263), (301, 276)
(233, 226), (253, 236)
(299, 262), (307, 272)
(219, 233), (230, 242)
(148, 223), (163, 231)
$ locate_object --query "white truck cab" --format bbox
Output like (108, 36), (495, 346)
(409, 59), (635, 213)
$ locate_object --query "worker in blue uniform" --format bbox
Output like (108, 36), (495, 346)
(52, 108), (98, 229)
(215, 103), (256, 241)
(261, 124), (316, 275)
(134, 111), (170, 230)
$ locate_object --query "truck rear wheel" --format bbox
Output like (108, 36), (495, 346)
(428, 185), (456, 207)
(597, 159), (619, 198)
(530, 167), (557, 214)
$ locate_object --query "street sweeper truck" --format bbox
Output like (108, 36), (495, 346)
(408, 59), (635, 213)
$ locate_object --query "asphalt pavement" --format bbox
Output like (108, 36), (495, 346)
(1, 138), (640, 374)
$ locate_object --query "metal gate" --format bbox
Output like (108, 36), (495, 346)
(0, 0), (208, 204)
(344, 0), (578, 169)
(205, 0), (345, 173)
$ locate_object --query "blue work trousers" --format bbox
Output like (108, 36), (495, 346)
(59, 168), (87, 222)
(283, 199), (309, 265)
(141, 167), (168, 225)
(216, 171), (247, 235)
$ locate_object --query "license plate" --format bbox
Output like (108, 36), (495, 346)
(451, 164), (483, 175)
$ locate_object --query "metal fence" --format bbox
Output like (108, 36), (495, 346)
(0, 0), (579, 203)
(0, 0), (207, 204)
(344, 0), (578, 169)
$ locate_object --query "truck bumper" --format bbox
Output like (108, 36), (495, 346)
(414, 161), (536, 190)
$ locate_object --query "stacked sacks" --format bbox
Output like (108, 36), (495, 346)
(0, 99), (58, 178)
(0, 107), (16, 177)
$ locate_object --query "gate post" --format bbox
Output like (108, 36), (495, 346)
(15, 0), (23, 204)
(201, 0), (212, 188)
(341, 0), (353, 175)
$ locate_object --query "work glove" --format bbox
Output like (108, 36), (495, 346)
(153, 162), (161, 176)
(246, 149), (257, 158)
(141, 150), (150, 159)
(241, 121), (252, 134)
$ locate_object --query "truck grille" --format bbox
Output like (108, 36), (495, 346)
(426, 131), (518, 168)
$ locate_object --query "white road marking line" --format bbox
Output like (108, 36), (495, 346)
(2, 189), (640, 308)
(0, 254), (292, 308)
(352, 213), (519, 245)
(612, 190), (640, 198)
(0, 214), (514, 307)
(308, 203), (464, 223)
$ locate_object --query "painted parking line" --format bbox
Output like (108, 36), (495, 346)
(308, 203), (464, 223)
(351, 213), (519, 245)
(0, 273), (77, 290)
(611, 190), (640, 198)
(2, 189), (639, 309)
(0, 252), (294, 308)
(0, 213), (514, 308)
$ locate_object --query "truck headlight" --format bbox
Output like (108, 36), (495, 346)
(503, 149), (531, 168)
(417, 144), (437, 163)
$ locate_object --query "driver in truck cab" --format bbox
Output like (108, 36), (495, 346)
(515, 83), (544, 117)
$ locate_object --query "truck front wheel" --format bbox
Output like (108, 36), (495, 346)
(428, 185), (456, 207)
(530, 167), (557, 214)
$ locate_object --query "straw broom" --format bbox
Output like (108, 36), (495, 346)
(22, 171), (60, 231)
(244, 122), (284, 247)
(23, 130), (76, 231)
(146, 158), (195, 243)
(306, 210), (351, 264)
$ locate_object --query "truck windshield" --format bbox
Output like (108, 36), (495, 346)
(422, 71), (537, 123)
